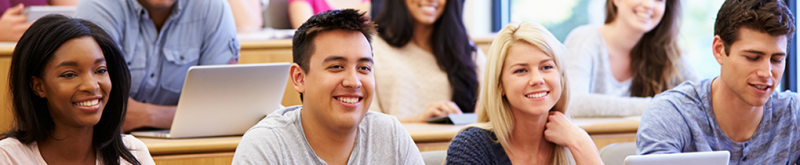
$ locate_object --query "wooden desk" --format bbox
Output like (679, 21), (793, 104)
(139, 118), (639, 165)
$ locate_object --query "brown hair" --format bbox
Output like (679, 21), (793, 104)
(291, 9), (377, 101)
(605, 0), (684, 97)
(715, 0), (795, 54)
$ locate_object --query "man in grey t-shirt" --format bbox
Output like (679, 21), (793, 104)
(231, 9), (423, 165)
(637, 0), (800, 164)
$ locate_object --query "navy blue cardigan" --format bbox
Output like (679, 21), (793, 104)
(445, 127), (512, 165)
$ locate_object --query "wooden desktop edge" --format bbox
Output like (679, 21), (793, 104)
(141, 121), (638, 156)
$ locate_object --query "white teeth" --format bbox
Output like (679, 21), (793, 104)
(636, 12), (650, 19)
(755, 85), (768, 90)
(421, 6), (436, 12)
(76, 99), (99, 106)
(337, 97), (359, 104)
(526, 92), (548, 98)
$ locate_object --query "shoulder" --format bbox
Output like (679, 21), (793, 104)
(0, 137), (38, 164)
(121, 135), (155, 164)
(361, 111), (404, 132)
(564, 25), (602, 45)
(185, 0), (230, 10)
(121, 135), (148, 152)
(240, 106), (302, 142)
(451, 127), (494, 145)
(371, 36), (402, 58)
(0, 137), (30, 152)
(251, 105), (302, 129)
(650, 79), (709, 109)
(642, 79), (711, 127)
(446, 127), (498, 164)
(77, 0), (127, 10)
(75, 0), (129, 18)
(181, 0), (233, 20)
(769, 90), (800, 119)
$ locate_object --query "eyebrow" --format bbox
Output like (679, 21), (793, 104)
(509, 59), (553, 68)
(742, 49), (786, 56)
(55, 58), (106, 68)
(322, 56), (374, 63)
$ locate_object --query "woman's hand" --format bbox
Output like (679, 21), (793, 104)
(544, 111), (604, 165)
(544, 111), (590, 147)
(402, 101), (462, 123)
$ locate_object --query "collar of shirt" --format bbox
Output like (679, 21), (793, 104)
(128, 0), (186, 21)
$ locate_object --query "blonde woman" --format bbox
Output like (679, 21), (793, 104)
(445, 22), (602, 165)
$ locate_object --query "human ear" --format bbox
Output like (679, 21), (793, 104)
(712, 35), (726, 66)
(30, 76), (46, 98)
(290, 64), (306, 94)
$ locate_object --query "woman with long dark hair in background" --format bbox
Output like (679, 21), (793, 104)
(564, 0), (697, 117)
(370, 0), (486, 122)
(0, 14), (154, 165)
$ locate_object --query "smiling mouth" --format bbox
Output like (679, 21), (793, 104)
(335, 96), (362, 104)
(74, 99), (100, 107)
(526, 92), (549, 98)
(751, 84), (770, 90)
(636, 12), (650, 19)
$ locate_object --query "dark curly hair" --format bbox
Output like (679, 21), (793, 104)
(715, 0), (795, 55)
(3, 14), (138, 165)
(292, 9), (377, 101)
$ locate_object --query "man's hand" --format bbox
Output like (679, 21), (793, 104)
(123, 98), (152, 132)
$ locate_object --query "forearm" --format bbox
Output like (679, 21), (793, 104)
(124, 98), (177, 131)
(567, 137), (604, 165)
(146, 104), (177, 129)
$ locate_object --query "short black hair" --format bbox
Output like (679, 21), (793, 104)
(292, 9), (377, 73)
(291, 9), (376, 101)
(3, 14), (139, 165)
(715, 0), (795, 54)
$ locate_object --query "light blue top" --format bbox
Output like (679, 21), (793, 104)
(637, 78), (800, 165)
(75, 0), (240, 105)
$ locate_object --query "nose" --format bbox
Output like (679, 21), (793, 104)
(79, 73), (101, 93)
(342, 68), (362, 89)
(755, 59), (774, 78)
(528, 70), (545, 86)
(642, 0), (655, 10)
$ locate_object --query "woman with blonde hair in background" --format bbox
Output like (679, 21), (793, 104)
(564, 0), (697, 117)
(445, 22), (603, 165)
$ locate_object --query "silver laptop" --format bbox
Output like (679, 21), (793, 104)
(132, 63), (290, 138)
(624, 151), (730, 165)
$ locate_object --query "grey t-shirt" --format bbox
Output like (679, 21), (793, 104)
(232, 105), (424, 165)
(637, 78), (800, 164)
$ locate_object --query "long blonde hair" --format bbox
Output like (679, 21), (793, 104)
(467, 21), (574, 165)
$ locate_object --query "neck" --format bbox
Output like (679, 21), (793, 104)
(711, 78), (764, 142)
(300, 107), (357, 165)
(600, 22), (644, 56)
(138, 0), (174, 31)
(507, 111), (554, 164)
(412, 23), (434, 53)
(38, 125), (96, 164)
